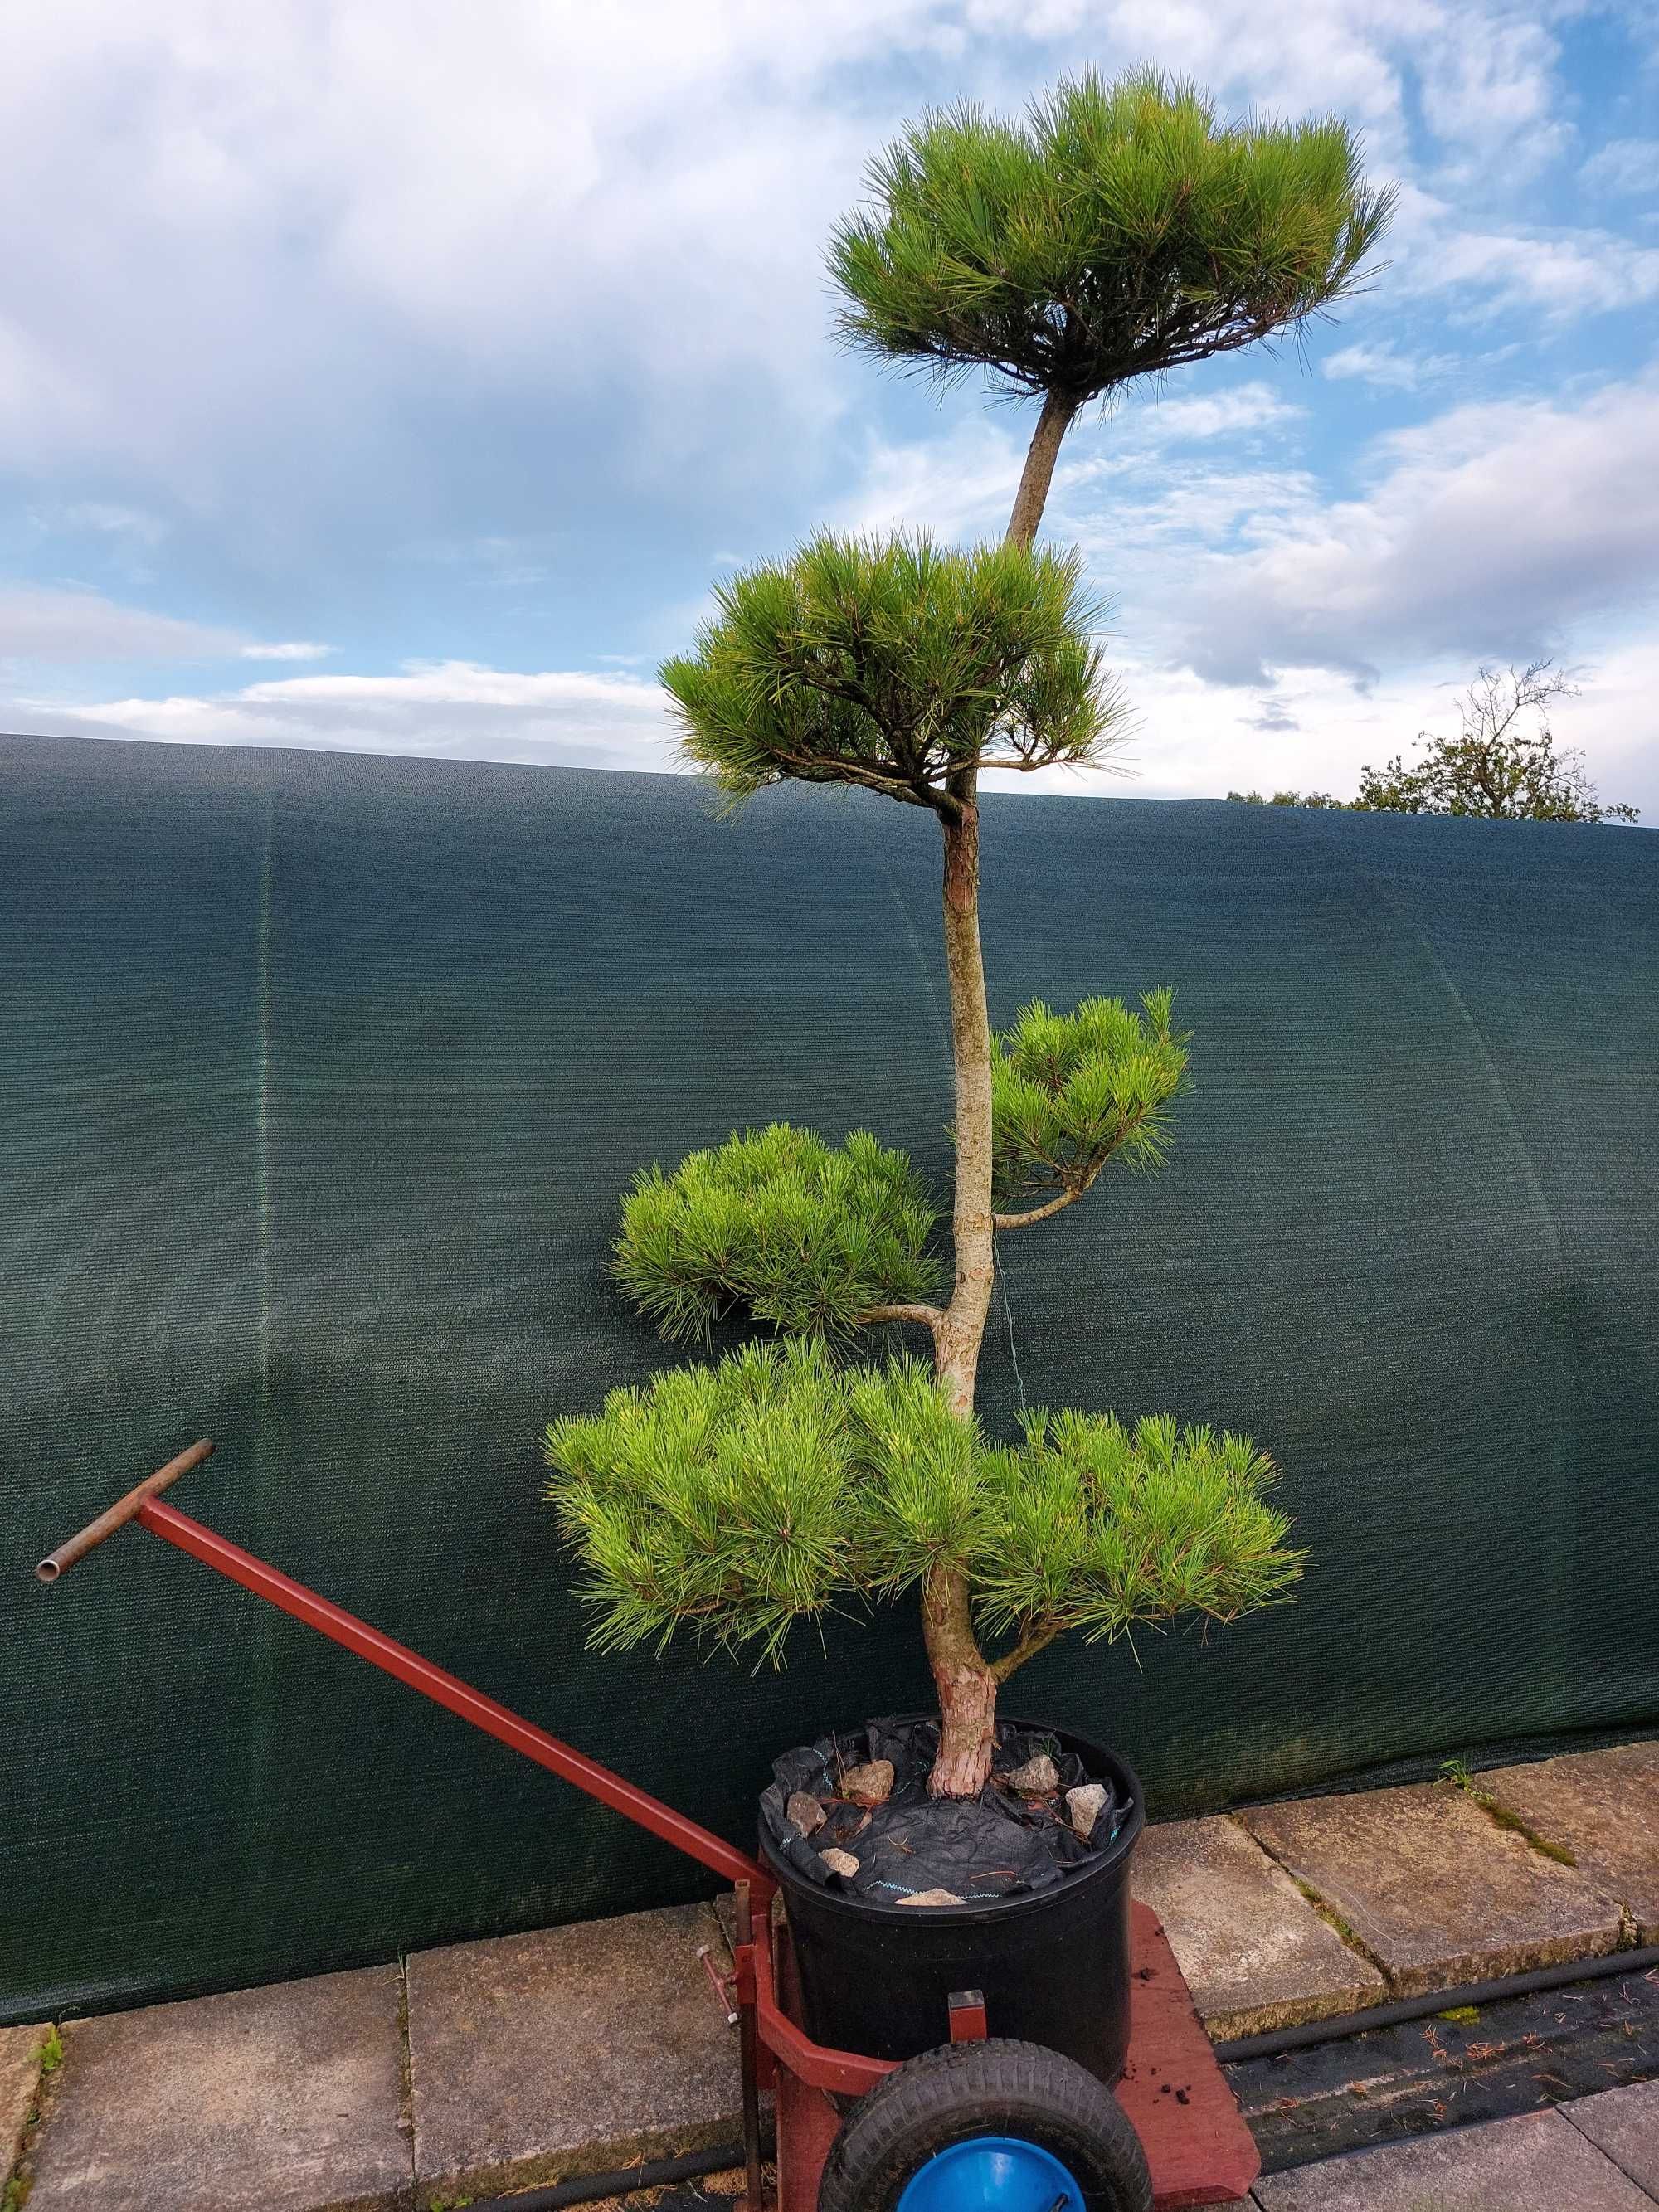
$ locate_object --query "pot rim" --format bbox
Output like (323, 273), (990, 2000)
(757, 1713), (1145, 1925)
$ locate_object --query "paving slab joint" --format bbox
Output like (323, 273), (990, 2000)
(396, 1957), (416, 2184)
(1480, 1742), (1659, 1947)
(1448, 1765), (1659, 1946)
(1228, 1814), (1395, 1990)
(3, 2024), (66, 2203)
(1443, 1765), (1582, 1870)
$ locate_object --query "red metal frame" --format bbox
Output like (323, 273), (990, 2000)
(41, 1460), (1260, 2210)
(139, 1500), (772, 1899)
(743, 1904), (890, 2099)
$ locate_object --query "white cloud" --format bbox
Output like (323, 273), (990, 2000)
(2, 0), (1653, 836)
(1429, 226), (1659, 319)
(19, 638), (1650, 820)
(0, 585), (239, 661)
(1581, 139), (1659, 197)
(20, 659), (678, 772)
(1411, 8), (1566, 177)
(839, 381), (1309, 544)
(1386, 181), (1659, 323)
(0, 0), (1611, 508)
(1545, 638), (1658, 820)
(986, 643), (1656, 821)
(1321, 342), (1426, 391)
(31, 500), (165, 544)
(239, 639), (333, 660)
(836, 417), (1027, 542)
(1113, 382), (1303, 443)
(1175, 372), (1659, 683)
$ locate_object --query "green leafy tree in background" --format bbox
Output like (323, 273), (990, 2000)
(1228, 664), (1639, 823)
(1354, 664), (1638, 822)
(546, 70), (1386, 1798)
(1226, 789), (1344, 809)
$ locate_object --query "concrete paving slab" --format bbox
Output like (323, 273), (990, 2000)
(22, 1966), (410, 2212)
(406, 1901), (742, 2208)
(1132, 1816), (1386, 2038)
(1483, 1742), (1659, 1940)
(1251, 2107), (1657, 2210)
(1568, 2080), (1659, 2197)
(1243, 1782), (1624, 1996)
(1, 2023), (47, 2181)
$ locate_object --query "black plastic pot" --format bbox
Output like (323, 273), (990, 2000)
(758, 1719), (1144, 2086)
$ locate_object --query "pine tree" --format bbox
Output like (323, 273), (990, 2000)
(545, 69), (1385, 1799)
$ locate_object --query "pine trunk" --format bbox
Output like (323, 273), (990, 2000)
(934, 777), (995, 1424)
(925, 773), (1000, 1797)
(1005, 391), (1078, 552)
(922, 1561), (997, 1798)
(921, 381), (1080, 1793)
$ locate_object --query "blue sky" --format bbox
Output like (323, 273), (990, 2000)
(2, 0), (1656, 813)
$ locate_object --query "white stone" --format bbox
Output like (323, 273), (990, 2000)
(786, 1791), (826, 1837)
(839, 1760), (895, 1806)
(1067, 1783), (1110, 1840)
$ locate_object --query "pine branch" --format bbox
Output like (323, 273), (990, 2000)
(856, 1303), (946, 1335)
(828, 69), (1393, 423)
(989, 993), (1188, 1214)
(993, 1186), (1086, 1231)
(545, 1347), (1302, 1676)
(989, 1620), (1060, 1683)
(614, 1125), (941, 1347)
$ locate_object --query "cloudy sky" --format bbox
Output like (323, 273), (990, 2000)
(2, 0), (1656, 813)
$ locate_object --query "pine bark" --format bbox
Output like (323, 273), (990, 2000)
(925, 774), (1000, 1796)
(1005, 391), (1078, 552)
(922, 1561), (998, 1798)
(934, 778), (995, 1426)
(922, 388), (1081, 1796)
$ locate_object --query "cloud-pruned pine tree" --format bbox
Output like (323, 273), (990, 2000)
(547, 68), (1385, 1801)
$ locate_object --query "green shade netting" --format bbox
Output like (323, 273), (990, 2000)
(2, 734), (1654, 2022)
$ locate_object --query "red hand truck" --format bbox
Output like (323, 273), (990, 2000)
(37, 1442), (1261, 2212)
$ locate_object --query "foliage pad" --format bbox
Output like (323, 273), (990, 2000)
(614, 1124), (938, 1344)
(830, 68), (1393, 405)
(660, 531), (1126, 810)
(991, 991), (1189, 1212)
(543, 1341), (1301, 1670)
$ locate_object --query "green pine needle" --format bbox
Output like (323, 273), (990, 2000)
(659, 531), (1127, 809)
(829, 68), (1394, 406)
(613, 1123), (940, 1345)
(990, 989), (1190, 1209)
(543, 1344), (1302, 1672)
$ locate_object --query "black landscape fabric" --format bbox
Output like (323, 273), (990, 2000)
(2, 734), (1656, 2022)
(761, 1717), (1124, 1902)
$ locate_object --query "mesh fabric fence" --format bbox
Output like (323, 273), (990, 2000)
(2, 734), (1655, 2022)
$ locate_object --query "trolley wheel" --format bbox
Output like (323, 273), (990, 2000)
(817, 2037), (1152, 2212)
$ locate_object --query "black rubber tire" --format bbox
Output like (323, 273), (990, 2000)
(817, 2036), (1153, 2212)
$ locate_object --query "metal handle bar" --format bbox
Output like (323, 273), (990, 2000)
(36, 1439), (215, 1582)
(31, 1441), (771, 1897)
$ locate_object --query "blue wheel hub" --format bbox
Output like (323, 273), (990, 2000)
(894, 2134), (1086, 2210)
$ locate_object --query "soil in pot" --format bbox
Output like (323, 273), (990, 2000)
(758, 1715), (1143, 2083)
